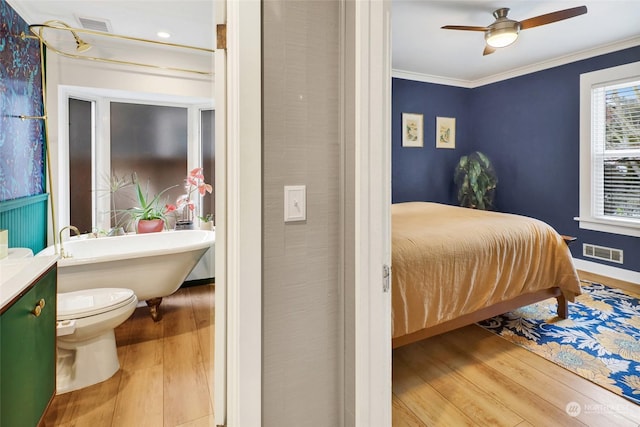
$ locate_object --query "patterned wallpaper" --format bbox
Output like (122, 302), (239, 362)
(0, 0), (45, 201)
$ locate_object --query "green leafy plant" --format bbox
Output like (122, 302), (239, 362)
(128, 173), (178, 225)
(107, 172), (133, 229)
(95, 172), (133, 231)
(454, 151), (498, 210)
(198, 213), (214, 223)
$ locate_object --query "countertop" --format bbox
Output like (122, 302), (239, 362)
(0, 249), (58, 310)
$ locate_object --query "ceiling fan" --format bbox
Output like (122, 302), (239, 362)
(442, 5), (587, 56)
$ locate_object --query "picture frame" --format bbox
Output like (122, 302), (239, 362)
(436, 116), (456, 149)
(402, 113), (423, 147)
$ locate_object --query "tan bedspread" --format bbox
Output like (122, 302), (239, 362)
(392, 202), (581, 339)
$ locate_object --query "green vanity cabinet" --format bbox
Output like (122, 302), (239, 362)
(1, 265), (57, 427)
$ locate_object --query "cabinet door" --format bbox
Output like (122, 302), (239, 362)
(1, 266), (57, 427)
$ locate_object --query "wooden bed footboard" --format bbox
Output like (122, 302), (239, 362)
(392, 287), (568, 349)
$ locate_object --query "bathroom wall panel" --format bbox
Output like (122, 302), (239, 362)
(0, 193), (48, 252)
(0, 0), (45, 202)
(0, 0), (48, 253)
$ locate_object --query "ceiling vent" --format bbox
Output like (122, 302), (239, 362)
(77, 16), (112, 33)
(583, 243), (623, 264)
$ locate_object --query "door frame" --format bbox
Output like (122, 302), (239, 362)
(219, 0), (262, 426)
(213, 1), (228, 426)
(351, 1), (392, 425)
(224, 0), (391, 424)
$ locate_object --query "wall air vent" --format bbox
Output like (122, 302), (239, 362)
(77, 16), (112, 33)
(583, 243), (623, 264)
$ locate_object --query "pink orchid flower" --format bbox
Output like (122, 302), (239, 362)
(198, 183), (213, 195)
(176, 167), (212, 212)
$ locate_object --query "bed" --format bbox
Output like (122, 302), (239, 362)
(392, 202), (582, 348)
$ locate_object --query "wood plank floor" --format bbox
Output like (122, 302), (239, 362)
(393, 325), (640, 426)
(44, 275), (640, 426)
(43, 284), (215, 427)
(393, 272), (640, 427)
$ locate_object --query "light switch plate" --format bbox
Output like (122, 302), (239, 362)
(284, 185), (306, 222)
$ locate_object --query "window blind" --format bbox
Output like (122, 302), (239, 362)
(591, 80), (640, 221)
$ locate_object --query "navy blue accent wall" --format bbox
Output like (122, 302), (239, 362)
(392, 79), (471, 205)
(393, 45), (640, 273)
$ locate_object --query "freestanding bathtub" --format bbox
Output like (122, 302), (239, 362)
(37, 229), (214, 320)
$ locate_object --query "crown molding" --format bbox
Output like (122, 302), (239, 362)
(391, 70), (475, 89)
(393, 36), (640, 89)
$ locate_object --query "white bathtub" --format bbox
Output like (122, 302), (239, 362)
(37, 230), (214, 320)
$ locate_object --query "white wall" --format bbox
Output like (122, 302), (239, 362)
(44, 45), (214, 242)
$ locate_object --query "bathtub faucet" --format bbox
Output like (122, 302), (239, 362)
(59, 225), (80, 258)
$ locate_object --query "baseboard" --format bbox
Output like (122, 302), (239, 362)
(573, 258), (640, 295)
(573, 259), (640, 283)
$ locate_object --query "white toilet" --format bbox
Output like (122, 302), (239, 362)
(56, 288), (137, 393)
(6, 248), (137, 393)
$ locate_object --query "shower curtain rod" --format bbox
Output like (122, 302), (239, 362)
(25, 21), (215, 76)
(14, 21), (215, 250)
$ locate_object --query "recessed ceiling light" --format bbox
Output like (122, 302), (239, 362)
(157, 31), (171, 39)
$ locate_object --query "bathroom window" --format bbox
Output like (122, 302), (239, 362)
(201, 109), (215, 221)
(110, 102), (188, 230)
(68, 98), (94, 233)
(67, 94), (213, 233)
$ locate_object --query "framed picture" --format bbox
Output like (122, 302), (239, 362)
(436, 116), (456, 149)
(402, 113), (423, 147)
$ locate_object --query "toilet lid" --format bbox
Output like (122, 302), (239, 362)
(58, 288), (136, 320)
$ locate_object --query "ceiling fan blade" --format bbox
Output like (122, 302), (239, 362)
(441, 25), (488, 32)
(483, 45), (496, 56)
(520, 6), (587, 30)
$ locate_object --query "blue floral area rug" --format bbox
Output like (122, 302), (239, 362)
(477, 282), (640, 405)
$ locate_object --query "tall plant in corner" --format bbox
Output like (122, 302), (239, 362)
(454, 151), (498, 210)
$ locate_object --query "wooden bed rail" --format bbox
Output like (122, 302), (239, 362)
(392, 287), (567, 349)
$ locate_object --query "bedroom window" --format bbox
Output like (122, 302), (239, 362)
(578, 61), (640, 237)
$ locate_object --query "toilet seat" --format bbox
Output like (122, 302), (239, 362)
(58, 288), (136, 320)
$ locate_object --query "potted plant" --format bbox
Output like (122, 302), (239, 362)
(198, 213), (215, 230)
(454, 151), (498, 210)
(128, 174), (177, 233)
(105, 172), (132, 236)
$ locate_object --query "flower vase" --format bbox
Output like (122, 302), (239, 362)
(137, 219), (164, 233)
(175, 220), (194, 230)
(175, 205), (194, 230)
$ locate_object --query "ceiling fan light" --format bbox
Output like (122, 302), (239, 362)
(486, 30), (518, 48)
(485, 20), (520, 48)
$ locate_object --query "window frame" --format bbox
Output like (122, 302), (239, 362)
(59, 85), (214, 233)
(577, 61), (640, 238)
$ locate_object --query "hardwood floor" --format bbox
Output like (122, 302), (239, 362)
(43, 284), (215, 427)
(392, 273), (640, 427)
(43, 275), (639, 426)
(576, 269), (640, 298)
(393, 325), (640, 426)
